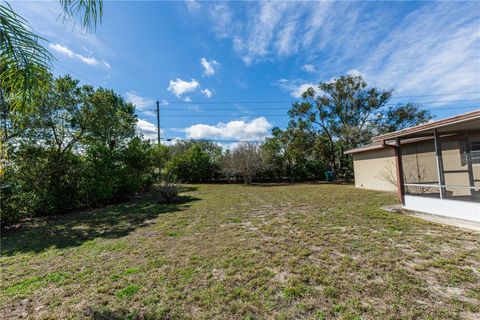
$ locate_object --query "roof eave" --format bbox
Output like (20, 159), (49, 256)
(373, 109), (480, 142)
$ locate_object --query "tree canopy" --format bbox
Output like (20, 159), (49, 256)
(288, 75), (431, 178)
(0, 72), (433, 226)
(0, 0), (103, 112)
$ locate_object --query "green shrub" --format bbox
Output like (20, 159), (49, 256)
(164, 144), (215, 182)
(157, 184), (180, 204)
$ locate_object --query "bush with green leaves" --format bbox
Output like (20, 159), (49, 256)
(0, 72), (433, 226)
(0, 73), (154, 226)
(165, 144), (216, 183)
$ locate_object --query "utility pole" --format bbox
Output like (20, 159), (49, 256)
(156, 100), (162, 185)
(156, 100), (161, 145)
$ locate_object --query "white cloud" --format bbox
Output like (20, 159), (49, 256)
(242, 2), (289, 63)
(275, 20), (298, 57)
(163, 137), (182, 146)
(49, 43), (75, 57)
(201, 88), (213, 98)
(9, 1), (111, 57)
(347, 69), (363, 77)
(187, 104), (202, 112)
(291, 83), (316, 98)
(277, 79), (316, 98)
(185, 0), (201, 13)
(125, 91), (155, 109)
(167, 78), (199, 98)
(184, 117), (273, 141)
(190, 2), (479, 98)
(141, 110), (156, 117)
(49, 43), (110, 68)
(301, 64), (316, 73)
(208, 3), (236, 39)
(360, 3), (480, 97)
(201, 58), (220, 77)
(137, 119), (160, 141)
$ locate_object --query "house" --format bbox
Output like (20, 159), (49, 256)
(345, 110), (480, 222)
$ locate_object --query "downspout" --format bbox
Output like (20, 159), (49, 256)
(382, 138), (405, 206)
(433, 129), (446, 199)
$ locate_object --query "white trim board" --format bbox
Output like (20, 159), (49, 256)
(403, 195), (480, 222)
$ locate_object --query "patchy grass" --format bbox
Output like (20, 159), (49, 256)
(116, 284), (141, 298)
(1, 184), (479, 319)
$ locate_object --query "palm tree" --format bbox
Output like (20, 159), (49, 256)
(0, 0), (103, 112)
(0, 0), (103, 175)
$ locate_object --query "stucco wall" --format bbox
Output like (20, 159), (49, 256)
(401, 139), (438, 185)
(352, 147), (397, 192)
(351, 134), (480, 194)
(441, 133), (480, 196)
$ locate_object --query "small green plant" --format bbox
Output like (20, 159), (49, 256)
(116, 285), (141, 298)
(123, 267), (140, 275)
(5, 272), (66, 296)
(283, 283), (307, 299)
(324, 286), (338, 298)
(157, 179), (181, 204)
(316, 310), (326, 320)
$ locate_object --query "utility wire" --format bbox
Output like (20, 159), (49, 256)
(160, 114), (289, 118)
(161, 138), (265, 143)
(149, 100), (480, 111)
(146, 105), (479, 118)
(52, 62), (480, 103)
(56, 62), (105, 88)
(52, 63), (479, 113)
(147, 92), (480, 106)
(133, 97), (480, 108)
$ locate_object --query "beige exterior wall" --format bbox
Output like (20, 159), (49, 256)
(351, 133), (480, 195)
(400, 140), (439, 194)
(441, 133), (480, 196)
(352, 147), (397, 192)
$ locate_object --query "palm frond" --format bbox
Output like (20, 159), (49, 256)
(0, 0), (103, 112)
(59, 0), (103, 32)
(0, 2), (54, 112)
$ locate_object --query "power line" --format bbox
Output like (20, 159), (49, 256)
(161, 114), (289, 118)
(150, 99), (480, 111)
(390, 91), (480, 99)
(52, 63), (479, 113)
(55, 62), (105, 88)
(150, 92), (480, 105)
(161, 138), (265, 143)
(147, 105), (479, 118)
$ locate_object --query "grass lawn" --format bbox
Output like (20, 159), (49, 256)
(1, 184), (479, 319)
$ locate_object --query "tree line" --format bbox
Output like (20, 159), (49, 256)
(0, 73), (431, 225)
(1, 2), (431, 225)
(1, 71), (158, 225)
(160, 75), (431, 183)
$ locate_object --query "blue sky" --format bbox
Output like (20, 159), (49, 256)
(10, 1), (480, 143)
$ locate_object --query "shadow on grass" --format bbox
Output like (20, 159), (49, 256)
(176, 185), (198, 193)
(248, 181), (354, 187)
(83, 306), (174, 320)
(1, 188), (200, 256)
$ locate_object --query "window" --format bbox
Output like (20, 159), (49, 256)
(460, 140), (480, 166)
(471, 141), (480, 164)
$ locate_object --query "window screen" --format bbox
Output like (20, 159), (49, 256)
(460, 141), (480, 166)
(471, 141), (480, 164)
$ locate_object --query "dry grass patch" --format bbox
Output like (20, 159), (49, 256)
(1, 184), (479, 319)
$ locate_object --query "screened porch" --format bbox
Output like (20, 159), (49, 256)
(375, 111), (480, 222)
